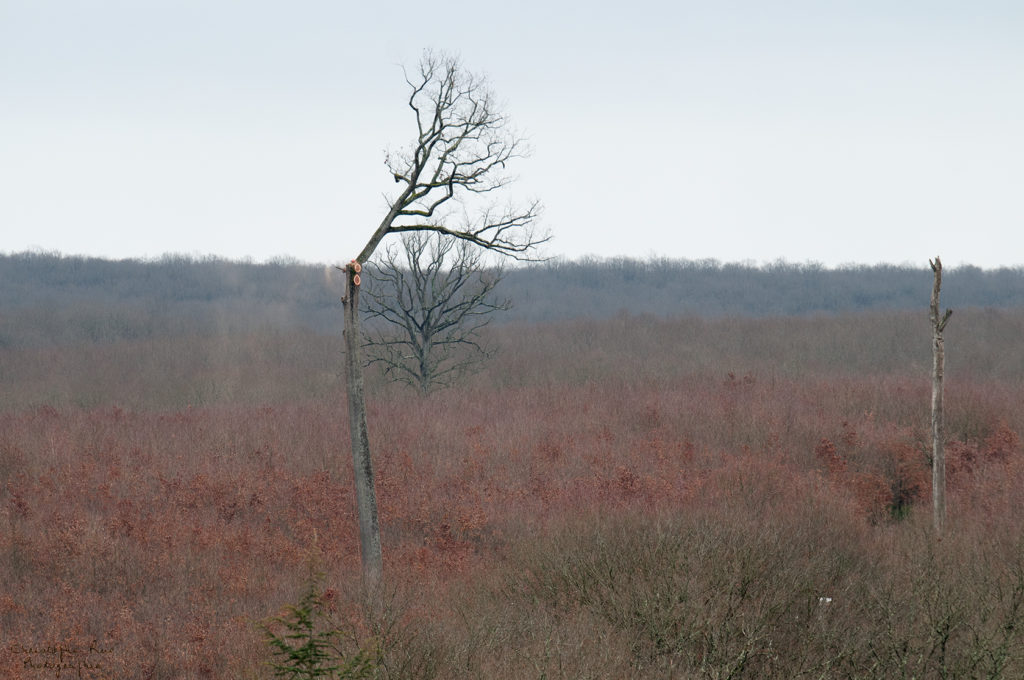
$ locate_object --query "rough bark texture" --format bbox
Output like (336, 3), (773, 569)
(930, 256), (953, 535)
(342, 262), (382, 586)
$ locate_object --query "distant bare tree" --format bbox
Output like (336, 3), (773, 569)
(362, 232), (509, 395)
(340, 49), (546, 587)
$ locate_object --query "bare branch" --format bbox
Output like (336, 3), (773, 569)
(357, 49), (547, 264)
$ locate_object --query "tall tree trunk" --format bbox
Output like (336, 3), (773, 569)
(930, 257), (952, 535)
(342, 262), (383, 586)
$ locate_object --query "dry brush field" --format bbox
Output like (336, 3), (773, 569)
(2, 309), (1024, 678)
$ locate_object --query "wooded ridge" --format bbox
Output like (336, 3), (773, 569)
(3, 251), (1024, 348)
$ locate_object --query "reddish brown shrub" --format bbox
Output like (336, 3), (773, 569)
(983, 421), (1020, 462)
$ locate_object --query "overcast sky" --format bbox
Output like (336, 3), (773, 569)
(2, 1), (1022, 268)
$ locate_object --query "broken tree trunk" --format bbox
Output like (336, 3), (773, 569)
(342, 261), (383, 586)
(929, 256), (953, 535)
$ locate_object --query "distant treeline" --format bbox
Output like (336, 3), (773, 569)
(507, 257), (1024, 320)
(3, 251), (1024, 348)
(0, 252), (341, 348)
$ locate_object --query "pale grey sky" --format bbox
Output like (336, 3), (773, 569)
(2, 1), (1022, 267)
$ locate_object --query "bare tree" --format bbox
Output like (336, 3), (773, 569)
(362, 232), (509, 395)
(341, 50), (546, 587)
(929, 256), (953, 535)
